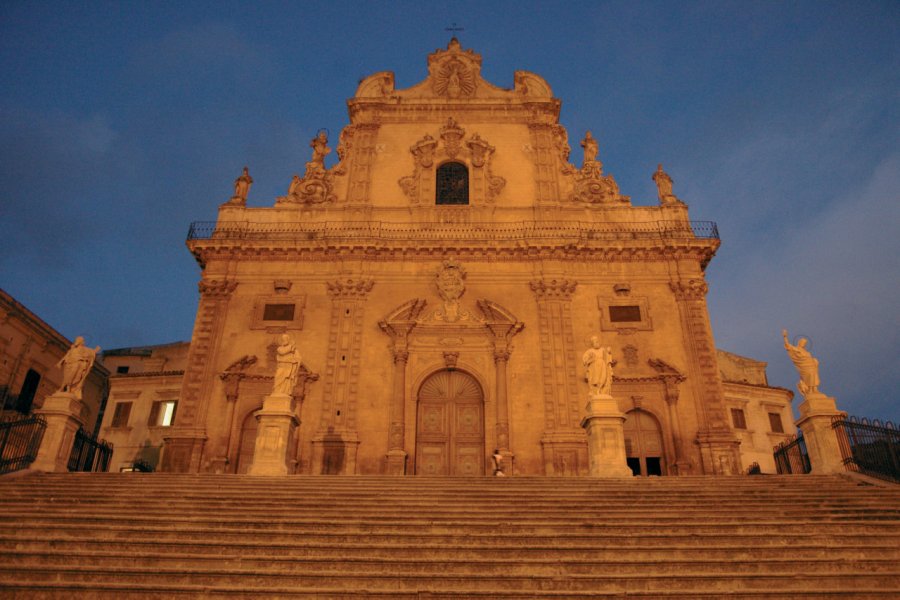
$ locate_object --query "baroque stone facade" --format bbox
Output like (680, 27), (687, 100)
(163, 40), (790, 476)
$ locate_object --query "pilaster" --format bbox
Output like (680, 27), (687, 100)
(669, 277), (740, 474)
(161, 278), (236, 473)
(531, 279), (587, 475)
(313, 278), (374, 475)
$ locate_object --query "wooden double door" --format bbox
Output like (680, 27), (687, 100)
(624, 409), (666, 476)
(415, 370), (485, 476)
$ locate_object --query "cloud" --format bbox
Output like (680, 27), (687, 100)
(709, 154), (900, 420)
(0, 107), (119, 271)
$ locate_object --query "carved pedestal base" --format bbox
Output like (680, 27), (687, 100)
(311, 429), (360, 475)
(32, 392), (85, 473)
(386, 449), (408, 476)
(580, 393), (632, 478)
(796, 392), (846, 475)
(248, 393), (299, 476)
(696, 429), (742, 475)
(161, 430), (207, 473)
(540, 431), (589, 476)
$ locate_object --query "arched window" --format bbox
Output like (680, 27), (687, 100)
(435, 162), (469, 205)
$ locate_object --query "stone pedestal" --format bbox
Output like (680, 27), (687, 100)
(386, 449), (408, 476)
(32, 392), (85, 473)
(796, 392), (846, 475)
(248, 393), (299, 476)
(580, 392), (632, 478)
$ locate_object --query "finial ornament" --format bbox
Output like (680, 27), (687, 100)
(56, 336), (101, 400)
(230, 166), (252, 204)
(652, 163), (683, 205)
(782, 329), (821, 398)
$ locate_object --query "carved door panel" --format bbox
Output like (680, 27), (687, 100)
(624, 409), (666, 476)
(416, 370), (484, 475)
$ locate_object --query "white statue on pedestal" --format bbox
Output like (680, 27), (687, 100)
(583, 336), (613, 396)
(56, 336), (100, 400)
(273, 334), (302, 396)
(782, 329), (820, 397)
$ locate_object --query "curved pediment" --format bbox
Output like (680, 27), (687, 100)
(351, 39), (556, 103)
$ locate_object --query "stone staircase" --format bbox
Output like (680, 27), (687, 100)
(0, 472), (898, 598)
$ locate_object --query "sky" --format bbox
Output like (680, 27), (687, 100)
(1, 1), (897, 421)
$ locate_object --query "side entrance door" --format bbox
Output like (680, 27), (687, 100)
(415, 370), (484, 476)
(624, 409), (666, 476)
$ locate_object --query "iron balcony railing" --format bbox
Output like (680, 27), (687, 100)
(187, 219), (720, 244)
(67, 427), (113, 473)
(0, 415), (46, 474)
(833, 416), (900, 482)
(774, 433), (811, 475)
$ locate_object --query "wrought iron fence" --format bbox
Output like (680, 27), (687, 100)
(67, 427), (113, 473)
(186, 219), (721, 243)
(0, 415), (47, 474)
(774, 433), (811, 474)
(832, 416), (900, 482)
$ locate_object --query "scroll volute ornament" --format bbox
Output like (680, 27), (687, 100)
(412, 134), (437, 168)
(466, 134), (492, 167)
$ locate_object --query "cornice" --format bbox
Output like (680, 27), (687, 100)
(189, 241), (719, 268)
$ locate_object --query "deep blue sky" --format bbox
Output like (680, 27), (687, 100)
(2, 1), (897, 421)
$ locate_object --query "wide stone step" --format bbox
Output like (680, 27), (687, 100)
(5, 549), (899, 577)
(3, 517), (898, 539)
(5, 537), (898, 561)
(0, 582), (892, 599)
(2, 524), (897, 549)
(2, 565), (898, 593)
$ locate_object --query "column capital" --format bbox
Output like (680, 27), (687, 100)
(669, 278), (708, 301)
(198, 279), (238, 297)
(530, 278), (577, 300)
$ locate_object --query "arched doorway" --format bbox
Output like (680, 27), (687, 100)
(623, 409), (666, 476)
(415, 369), (484, 475)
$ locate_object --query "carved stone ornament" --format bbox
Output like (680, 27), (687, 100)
(440, 117), (466, 159)
(429, 259), (474, 323)
(226, 166), (252, 206)
(529, 279), (578, 300)
(433, 58), (476, 98)
(198, 279), (238, 297)
(653, 163), (685, 206)
(570, 131), (630, 205)
(398, 120), (505, 205)
(669, 279), (708, 301)
(277, 132), (337, 206)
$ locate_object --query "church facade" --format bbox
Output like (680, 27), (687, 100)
(161, 40), (791, 477)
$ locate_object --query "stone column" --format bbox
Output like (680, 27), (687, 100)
(796, 392), (846, 474)
(386, 348), (409, 475)
(32, 392), (85, 472)
(248, 391), (299, 476)
(662, 376), (692, 475)
(580, 391), (632, 478)
(210, 372), (240, 474)
(493, 348), (513, 468)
